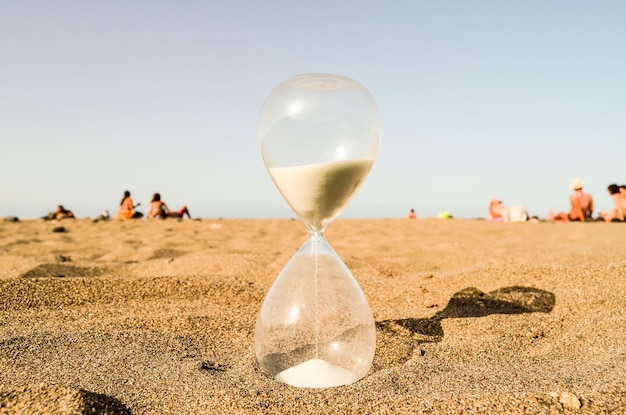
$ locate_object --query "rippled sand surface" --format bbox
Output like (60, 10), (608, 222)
(1, 218), (625, 414)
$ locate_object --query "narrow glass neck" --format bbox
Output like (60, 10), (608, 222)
(307, 226), (325, 242)
(304, 219), (329, 235)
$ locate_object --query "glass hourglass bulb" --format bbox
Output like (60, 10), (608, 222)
(255, 73), (381, 388)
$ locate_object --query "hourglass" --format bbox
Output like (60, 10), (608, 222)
(255, 74), (381, 388)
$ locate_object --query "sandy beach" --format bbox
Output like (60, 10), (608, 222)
(1, 218), (625, 414)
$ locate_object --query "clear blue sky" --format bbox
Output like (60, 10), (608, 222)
(1, 1), (625, 219)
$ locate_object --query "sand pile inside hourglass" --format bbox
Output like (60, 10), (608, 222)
(269, 158), (374, 228)
(275, 358), (358, 388)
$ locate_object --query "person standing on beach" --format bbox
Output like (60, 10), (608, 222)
(114, 190), (141, 220)
(407, 209), (417, 219)
(547, 178), (594, 222)
(146, 193), (191, 219)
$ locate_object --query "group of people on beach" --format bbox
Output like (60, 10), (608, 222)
(44, 180), (626, 224)
(404, 178), (626, 223)
(488, 178), (626, 223)
(113, 191), (191, 221)
(43, 191), (191, 221)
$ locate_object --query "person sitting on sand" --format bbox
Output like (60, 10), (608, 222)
(146, 193), (191, 219)
(44, 205), (75, 220)
(113, 190), (142, 220)
(488, 197), (508, 222)
(620, 185), (626, 210)
(547, 178), (594, 222)
(599, 184), (625, 222)
(407, 209), (416, 219)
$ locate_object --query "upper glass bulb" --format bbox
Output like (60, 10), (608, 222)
(258, 73), (381, 232)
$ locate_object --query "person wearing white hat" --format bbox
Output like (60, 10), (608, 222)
(547, 178), (594, 222)
(569, 178), (585, 191)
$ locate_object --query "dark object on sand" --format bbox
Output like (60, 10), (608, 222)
(52, 226), (67, 233)
(3, 216), (19, 222)
(199, 361), (226, 372)
(55, 255), (71, 263)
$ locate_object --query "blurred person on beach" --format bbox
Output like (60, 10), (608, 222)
(488, 198), (529, 222)
(599, 184), (625, 222)
(146, 193), (191, 219)
(547, 178), (594, 222)
(44, 205), (75, 220)
(488, 197), (508, 222)
(407, 208), (417, 219)
(113, 190), (142, 220)
(613, 184), (626, 215)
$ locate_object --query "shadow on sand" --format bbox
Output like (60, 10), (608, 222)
(373, 286), (556, 370)
(80, 389), (133, 415)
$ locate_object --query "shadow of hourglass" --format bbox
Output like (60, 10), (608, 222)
(373, 286), (556, 371)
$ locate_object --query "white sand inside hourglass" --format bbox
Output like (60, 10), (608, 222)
(269, 158), (374, 227)
(275, 358), (358, 388)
